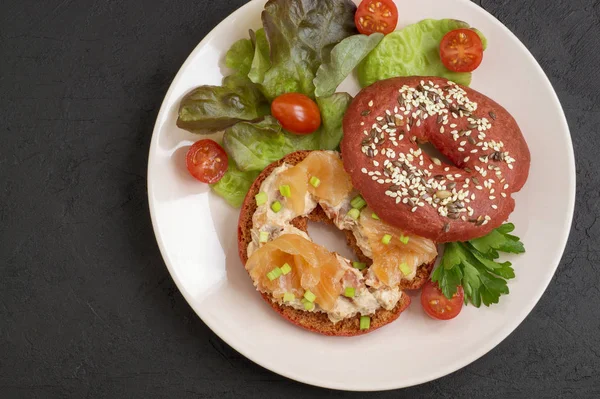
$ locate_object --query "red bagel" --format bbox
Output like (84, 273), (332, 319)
(341, 77), (530, 242)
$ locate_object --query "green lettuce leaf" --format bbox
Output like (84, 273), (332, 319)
(358, 19), (488, 88)
(223, 116), (318, 172)
(176, 78), (270, 134)
(260, 0), (358, 100)
(211, 160), (259, 208)
(248, 28), (271, 85)
(314, 33), (384, 98)
(316, 93), (353, 150)
(225, 37), (255, 77)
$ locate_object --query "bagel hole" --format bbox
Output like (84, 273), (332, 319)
(306, 220), (356, 260)
(418, 142), (454, 166)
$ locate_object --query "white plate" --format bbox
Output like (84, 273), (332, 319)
(148, 0), (575, 391)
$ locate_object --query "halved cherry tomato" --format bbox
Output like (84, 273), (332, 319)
(421, 280), (464, 320)
(271, 93), (321, 135)
(355, 0), (399, 35)
(440, 29), (484, 73)
(186, 139), (228, 184)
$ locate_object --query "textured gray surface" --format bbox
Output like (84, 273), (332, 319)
(1, 0), (599, 398)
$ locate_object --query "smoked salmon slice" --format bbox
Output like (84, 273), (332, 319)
(246, 234), (345, 311)
(297, 151), (353, 207)
(360, 208), (438, 287)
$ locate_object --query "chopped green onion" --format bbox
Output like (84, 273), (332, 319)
(400, 235), (410, 245)
(280, 263), (292, 275)
(344, 287), (355, 298)
(399, 262), (411, 276)
(279, 185), (292, 198)
(360, 316), (371, 330)
(302, 298), (315, 310)
(267, 267), (283, 281)
(371, 213), (380, 220)
(303, 290), (316, 303)
(271, 201), (282, 213)
(259, 231), (269, 243)
(283, 292), (295, 302)
(352, 262), (367, 270)
(382, 234), (392, 245)
(350, 195), (367, 210)
(309, 176), (321, 188)
(255, 192), (267, 206)
(347, 208), (360, 220)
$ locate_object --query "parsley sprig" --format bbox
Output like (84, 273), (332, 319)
(432, 223), (525, 307)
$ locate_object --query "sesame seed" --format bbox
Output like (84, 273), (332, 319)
(368, 100), (374, 107)
(491, 204), (498, 210)
(464, 157), (470, 162)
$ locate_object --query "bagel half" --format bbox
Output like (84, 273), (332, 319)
(238, 150), (435, 336)
(341, 77), (531, 242)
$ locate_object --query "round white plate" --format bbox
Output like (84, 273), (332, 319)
(148, 0), (575, 391)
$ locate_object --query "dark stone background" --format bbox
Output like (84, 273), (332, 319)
(1, 0), (598, 397)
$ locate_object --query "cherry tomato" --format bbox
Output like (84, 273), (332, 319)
(355, 0), (399, 35)
(440, 29), (484, 73)
(186, 139), (228, 184)
(271, 93), (321, 135)
(421, 280), (464, 320)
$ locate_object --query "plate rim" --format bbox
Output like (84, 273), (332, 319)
(147, 0), (576, 391)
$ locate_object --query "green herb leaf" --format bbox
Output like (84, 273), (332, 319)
(210, 160), (259, 208)
(223, 116), (318, 172)
(358, 19), (488, 88)
(225, 37), (255, 77)
(176, 77), (270, 134)
(314, 33), (384, 98)
(431, 224), (525, 307)
(470, 222), (525, 256)
(260, 0), (358, 100)
(316, 92), (353, 150)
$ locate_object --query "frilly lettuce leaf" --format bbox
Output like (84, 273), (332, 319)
(260, 0), (358, 99)
(211, 160), (259, 208)
(314, 33), (384, 98)
(176, 76), (270, 134)
(223, 116), (318, 172)
(316, 93), (353, 150)
(225, 37), (255, 77)
(248, 28), (271, 85)
(358, 19), (488, 88)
